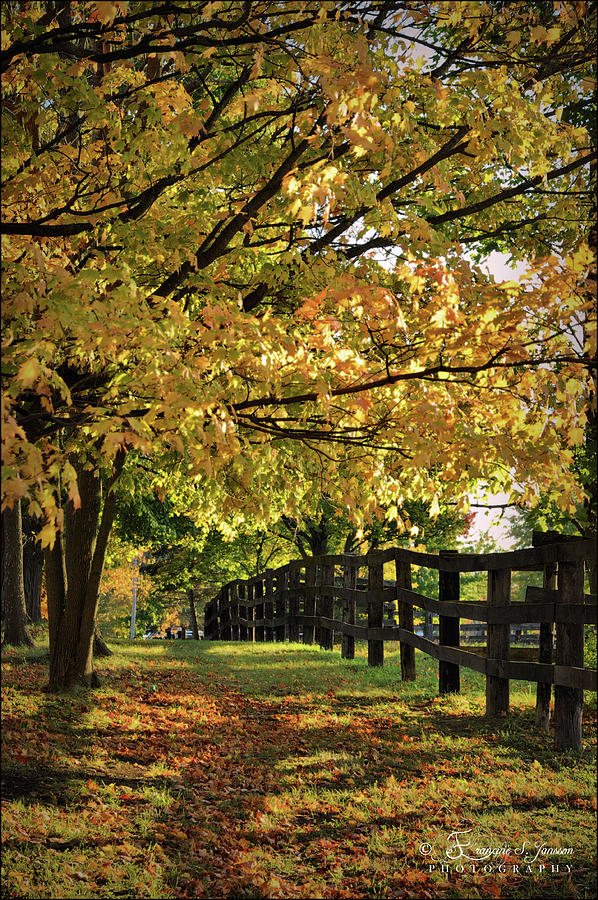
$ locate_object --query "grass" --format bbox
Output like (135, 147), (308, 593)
(1, 637), (596, 899)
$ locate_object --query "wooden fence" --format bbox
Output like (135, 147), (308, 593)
(204, 533), (597, 751)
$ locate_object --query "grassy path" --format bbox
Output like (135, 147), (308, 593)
(1, 640), (596, 898)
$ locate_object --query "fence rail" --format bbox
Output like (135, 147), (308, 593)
(205, 532), (597, 751)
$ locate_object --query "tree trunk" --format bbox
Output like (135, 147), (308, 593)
(46, 452), (124, 691)
(22, 509), (43, 623)
(44, 529), (67, 660)
(2, 502), (34, 647)
(187, 588), (200, 639)
(93, 622), (112, 657)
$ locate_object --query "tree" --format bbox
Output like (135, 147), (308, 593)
(275, 493), (471, 557)
(42, 453), (125, 688)
(2, 502), (35, 646)
(118, 499), (293, 634)
(22, 507), (43, 624)
(1, 1), (596, 688)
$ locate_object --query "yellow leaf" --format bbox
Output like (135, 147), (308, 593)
(529, 25), (547, 43)
(17, 359), (40, 388)
(3, 478), (29, 503)
(545, 26), (561, 45)
(506, 30), (521, 48)
(63, 461), (81, 510)
(175, 113), (203, 138)
(298, 205), (313, 225)
(567, 427), (584, 447)
(37, 522), (57, 550)
(92, 1), (119, 24)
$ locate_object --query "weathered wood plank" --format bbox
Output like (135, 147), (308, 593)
(320, 563), (335, 650)
(227, 539), (595, 606)
(368, 559), (384, 667)
(275, 569), (287, 642)
(535, 562), (556, 731)
(396, 558), (416, 681)
(338, 620), (369, 639)
(554, 560), (585, 751)
(393, 540), (595, 572)
(553, 665), (597, 692)
(317, 584), (388, 602)
(247, 582), (255, 642)
(303, 562), (316, 645)
(395, 587), (552, 623)
(287, 567), (301, 643)
(342, 558), (357, 659)
(220, 585), (232, 640)
(264, 570), (274, 642)
(238, 583), (248, 641)
(255, 578), (265, 642)
(486, 569), (511, 716)
(230, 582), (240, 641)
(221, 591), (560, 624)
(390, 628), (488, 674)
(439, 551), (460, 695)
(554, 605), (597, 625)
(526, 585), (559, 603)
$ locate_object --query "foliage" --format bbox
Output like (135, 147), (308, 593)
(507, 413), (597, 547)
(97, 533), (154, 639)
(111, 473), (296, 630)
(1, 0), (596, 546)
(275, 494), (474, 559)
(2, 639), (596, 899)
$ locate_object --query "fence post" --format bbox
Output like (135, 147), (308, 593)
(368, 553), (384, 667)
(439, 551), (460, 694)
(220, 585), (232, 640)
(342, 557), (357, 659)
(314, 563), (322, 646)
(396, 557), (416, 681)
(486, 568), (511, 716)
(264, 570), (274, 642)
(203, 600), (211, 640)
(218, 588), (223, 640)
(554, 560), (585, 752)
(320, 561), (334, 650)
(303, 562), (316, 644)
(247, 582), (255, 642)
(230, 581), (240, 641)
(210, 597), (218, 640)
(288, 564), (301, 642)
(213, 593), (221, 640)
(210, 594), (219, 640)
(275, 568), (287, 642)
(255, 578), (265, 642)
(535, 561), (556, 730)
(238, 582), (248, 641)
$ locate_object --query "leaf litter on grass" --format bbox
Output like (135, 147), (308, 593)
(1, 640), (596, 899)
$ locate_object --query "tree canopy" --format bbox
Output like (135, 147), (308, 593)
(2, 0), (596, 540)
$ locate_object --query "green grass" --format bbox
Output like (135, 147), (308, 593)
(1, 637), (596, 899)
